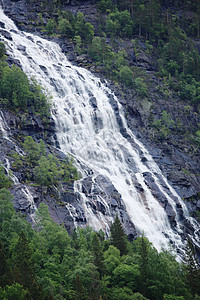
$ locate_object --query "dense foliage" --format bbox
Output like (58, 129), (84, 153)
(1, 1), (200, 299)
(11, 136), (80, 187)
(0, 161), (199, 299)
(0, 186), (200, 299)
(23, 0), (200, 158)
(0, 43), (50, 118)
(32, 0), (200, 115)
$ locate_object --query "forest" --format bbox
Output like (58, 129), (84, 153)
(24, 0), (200, 147)
(0, 0), (200, 299)
(0, 189), (200, 300)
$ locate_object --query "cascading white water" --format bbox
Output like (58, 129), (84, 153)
(0, 110), (10, 139)
(0, 7), (199, 255)
(0, 112), (36, 220)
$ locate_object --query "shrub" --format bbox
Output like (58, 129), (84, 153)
(0, 42), (5, 58)
(134, 78), (147, 96)
(59, 18), (74, 38)
(0, 59), (50, 116)
(46, 19), (56, 34)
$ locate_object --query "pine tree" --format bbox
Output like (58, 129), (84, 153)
(184, 238), (200, 296)
(138, 235), (149, 295)
(91, 233), (105, 278)
(110, 214), (127, 255)
(75, 273), (85, 300)
(13, 231), (43, 299)
(0, 240), (7, 287)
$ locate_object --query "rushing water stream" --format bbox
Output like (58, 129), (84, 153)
(0, 7), (199, 256)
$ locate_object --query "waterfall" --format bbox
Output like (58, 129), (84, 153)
(0, 109), (36, 221)
(0, 7), (199, 256)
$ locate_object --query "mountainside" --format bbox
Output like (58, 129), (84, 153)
(0, 0), (200, 258)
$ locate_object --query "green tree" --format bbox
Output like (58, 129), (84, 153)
(110, 214), (127, 255)
(75, 12), (94, 43)
(0, 240), (7, 287)
(110, 287), (136, 299)
(184, 238), (200, 296)
(89, 36), (104, 62)
(132, 292), (149, 299)
(35, 203), (70, 260)
(13, 231), (43, 299)
(2, 284), (27, 300)
(28, 79), (50, 117)
(61, 155), (80, 183)
(74, 35), (82, 55)
(59, 18), (75, 38)
(23, 136), (45, 166)
(75, 273), (85, 300)
(91, 233), (105, 278)
(119, 66), (133, 86)
(0, 42), (5, 58)
(46, 18), (56, 34)
(134, 3), (146, 37)
(97, 0), (113, 12)
(11, 152), (23, 170)
(0, 65), (30, 110)
(33, 154), (63, 187)
(134, 77), (148, 96)
(0, 166), (12, 189)
(163, 295), (184, 300)
(103, 245), (120, 275)
(0, 189), (15, 231)
(138, 236), (149, 295)
(113, 263), (140, 290)
(106, 17), (120, 37)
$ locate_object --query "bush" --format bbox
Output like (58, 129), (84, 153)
(33, 154), (62, 187)
(119, 66), (133, 86)
(88, 36), (103, 62)
(23, 136), (45, 166)
(0, 65), (30, 110)
(0, 166), (12, 189)
(180, 83), (196, 101)
(46, 19), (56, 34)
(106, 10), (134, 38)
(106, 18), (120, 37)
(97, 0), (113, 12)
(0, 42), (5, 58)
(0, 58), (50, 116)
(22, 136), (80, 186)
(75, 12), (94, 43)
(59, 18), (75, 38)
(134, 78), (148, 96)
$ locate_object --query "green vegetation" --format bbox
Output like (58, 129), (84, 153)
(0, 194), (199, 299)
(152, 110), (175, 140)
(31, 0), (200, 123)
(0, 43), (50, 118)
(28, 0), (200, 107)
(105, 10), (134, 38)
(0, 166), (12, 189)
(1, 2), (200, 297)
(43, 10), (94, 44)
(11, 136), (80, 187)
(110, 213), (127, 255)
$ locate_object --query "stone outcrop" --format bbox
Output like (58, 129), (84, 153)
(0, 0), (199, 241)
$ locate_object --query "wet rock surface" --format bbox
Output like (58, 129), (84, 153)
(0, 0), (199, 240)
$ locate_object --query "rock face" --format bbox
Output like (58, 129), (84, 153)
(0, 0), (199, 243)
(0, 108), (137, 238)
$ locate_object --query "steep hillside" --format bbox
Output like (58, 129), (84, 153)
(0, 0), (200, 255)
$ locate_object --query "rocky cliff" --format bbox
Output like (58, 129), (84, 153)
(0, 0), (200, 249)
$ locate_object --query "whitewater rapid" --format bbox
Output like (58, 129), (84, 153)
(0, 7), (199, 255)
